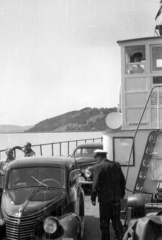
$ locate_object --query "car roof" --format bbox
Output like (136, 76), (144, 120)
(8, 156), (76, 170)
(75, 142), (103, 149)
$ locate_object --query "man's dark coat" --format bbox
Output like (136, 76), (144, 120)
(91, 159), (126, 202)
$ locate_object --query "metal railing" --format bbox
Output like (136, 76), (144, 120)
(0, 137), (103, 160)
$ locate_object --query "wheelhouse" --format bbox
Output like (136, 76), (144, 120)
(103, 36), (162, 199)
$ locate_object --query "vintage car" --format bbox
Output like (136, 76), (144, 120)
(71, 142), (103, 185)
(0, 156), (84, 240)
(123, 193), (162, 240)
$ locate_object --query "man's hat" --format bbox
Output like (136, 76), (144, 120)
(94, 149), (107, 156)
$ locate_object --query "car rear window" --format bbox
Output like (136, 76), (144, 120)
(74, 147), (100, 157)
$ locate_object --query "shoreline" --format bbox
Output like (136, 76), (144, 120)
(0, 130), (103, 134)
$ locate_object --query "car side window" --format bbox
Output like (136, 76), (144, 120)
(87, 148), (95, 156)
(83, 148), (95, 156)
(74, 148), (81, 157)
(82, 148), (88, 155)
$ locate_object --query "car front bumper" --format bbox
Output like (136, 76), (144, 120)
(79, 176), (92, 185)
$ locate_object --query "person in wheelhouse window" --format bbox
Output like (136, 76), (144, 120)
(128, 52), (144, 74)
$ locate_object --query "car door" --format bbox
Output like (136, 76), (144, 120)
(69, 168), (81, 215)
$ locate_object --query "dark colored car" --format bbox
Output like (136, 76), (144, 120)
(71, 142), (103, 184)
(0, 156), (84, 240)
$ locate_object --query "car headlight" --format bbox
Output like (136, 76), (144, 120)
(44, 217), (59, 234)
(84, 169), (92, 178)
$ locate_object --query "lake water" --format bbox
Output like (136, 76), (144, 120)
(0, 131), (103, 159)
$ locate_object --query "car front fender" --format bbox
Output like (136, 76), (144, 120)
(40, 213), (82, 240)
(123, 214), (162, 240)
(0, 208), (5, 226)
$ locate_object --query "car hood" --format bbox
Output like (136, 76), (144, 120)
(75, 156), (98, 167)
(2, 187), (66, 217)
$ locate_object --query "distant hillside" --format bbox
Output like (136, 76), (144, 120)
(26, 107), (117, 133)
(0, 125), (33, 133)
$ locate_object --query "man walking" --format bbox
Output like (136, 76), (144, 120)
(91, 149), (126, 240)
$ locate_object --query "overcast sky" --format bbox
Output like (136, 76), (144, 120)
(0, 0), (160, 126)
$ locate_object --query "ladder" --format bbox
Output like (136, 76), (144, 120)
(134, 130), (159, 193)
(157, 182), (162, 202)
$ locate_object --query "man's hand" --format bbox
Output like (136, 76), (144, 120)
(92, 200), (96, 206)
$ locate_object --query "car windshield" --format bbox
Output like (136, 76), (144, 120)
(7, 167), (65, 190)
(74, 147), (98, 157)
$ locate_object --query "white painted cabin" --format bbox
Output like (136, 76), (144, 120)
(103, 36), (162, 198)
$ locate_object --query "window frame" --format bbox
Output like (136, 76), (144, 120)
(150, 44), (162, 73)
(113, 137), (135, 167)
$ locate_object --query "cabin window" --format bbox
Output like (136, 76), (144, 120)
(151, 45), (162, 72)
(153, 76), (162, 84)
(113, 137), (134, 166)
(125, 45), (146, 74)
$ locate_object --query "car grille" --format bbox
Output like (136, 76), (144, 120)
(4, 199), (65, 240)
(5, 214), (37, 240)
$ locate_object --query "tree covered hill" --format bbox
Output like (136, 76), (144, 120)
(26, 107), (117, 132)
(0, 125), (33, 133)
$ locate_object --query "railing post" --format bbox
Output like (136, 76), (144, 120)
(157, 87), (160, 129)
(60, 142), (61, 156)
(14, 149), (16, 158)
(67, 141), (70, 156)
(51, 143), (54, 156)
(40, 145), (42, 156)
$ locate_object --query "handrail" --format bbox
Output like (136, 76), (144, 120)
(125, 85), (162, 192)
(0, 137), (103, 159)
